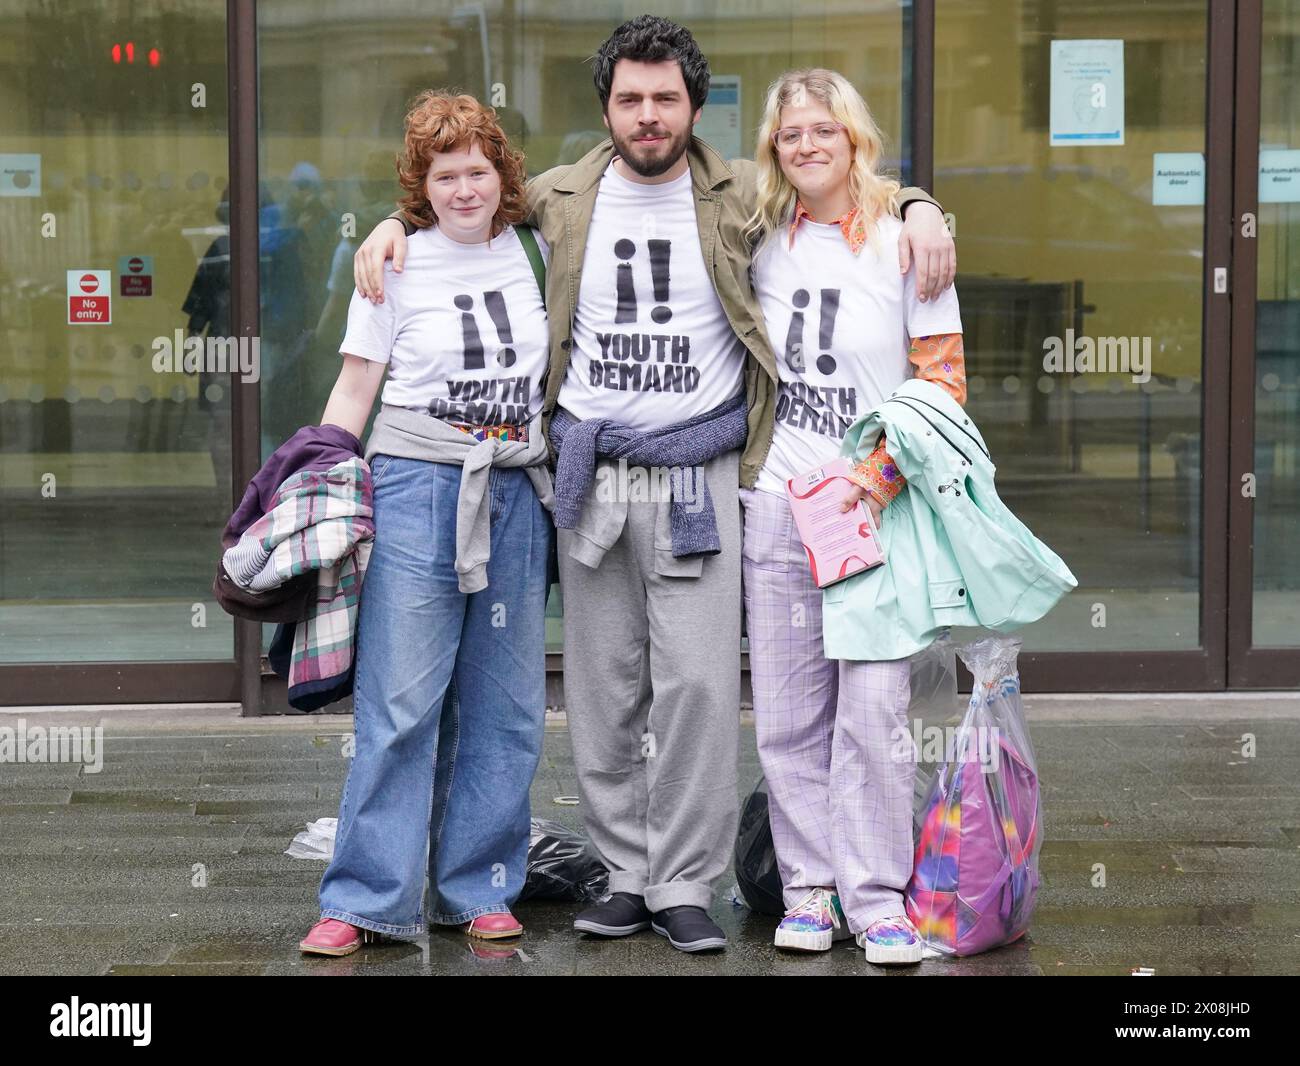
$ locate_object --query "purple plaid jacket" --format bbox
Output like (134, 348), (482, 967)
(216, 425), (373, 710)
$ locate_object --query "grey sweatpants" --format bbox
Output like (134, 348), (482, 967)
(558, 449), (742, 913)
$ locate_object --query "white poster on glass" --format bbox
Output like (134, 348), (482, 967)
(697, 75), (741, 161)
(1050, 40), (1125, 147)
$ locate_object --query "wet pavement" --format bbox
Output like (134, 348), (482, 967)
(1, 698), (1298, 976)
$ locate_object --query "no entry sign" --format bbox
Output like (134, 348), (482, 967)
(118, 254), (153, 297)
(67, 269), (111, 325)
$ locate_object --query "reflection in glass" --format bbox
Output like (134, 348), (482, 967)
(0, 1), (233, 663)
(935, 0), (1208, 652)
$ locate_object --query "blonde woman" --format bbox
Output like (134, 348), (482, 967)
(741, 69), (966, 963)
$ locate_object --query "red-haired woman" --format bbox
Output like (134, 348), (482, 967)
(299, 91), (554, 956)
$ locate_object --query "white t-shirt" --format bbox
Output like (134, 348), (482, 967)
(340, 223), (549, 425)
(752, 212), (963, 496)
(558, 160), (746, 429)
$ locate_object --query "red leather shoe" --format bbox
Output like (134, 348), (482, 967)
(464, 912), (524, 939)
(299, 918), (368, 956)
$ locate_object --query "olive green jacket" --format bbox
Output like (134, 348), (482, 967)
(391, 135), (939, 489)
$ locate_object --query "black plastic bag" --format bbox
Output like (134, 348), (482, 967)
(733, 777), (785, 915)
(519, 818), (609, 903)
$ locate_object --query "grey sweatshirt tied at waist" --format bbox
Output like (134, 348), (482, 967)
(549, 392), (749, 567)
(364, 404), (555, 594)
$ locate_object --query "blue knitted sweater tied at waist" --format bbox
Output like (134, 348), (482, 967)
(549, 392), (749, 558)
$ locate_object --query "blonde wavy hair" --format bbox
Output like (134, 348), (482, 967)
(744, 68), (902, 253)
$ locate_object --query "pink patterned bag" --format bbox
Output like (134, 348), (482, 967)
(905, 637), (1042, 956)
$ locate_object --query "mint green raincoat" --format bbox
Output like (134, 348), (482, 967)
(823, 379), (1077, 661)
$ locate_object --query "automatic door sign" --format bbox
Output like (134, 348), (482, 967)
(0, 153), (41, 196)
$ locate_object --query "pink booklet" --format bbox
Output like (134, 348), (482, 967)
(785, 457), (886, 588)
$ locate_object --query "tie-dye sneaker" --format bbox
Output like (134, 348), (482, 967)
(774, 888), (852, 952)
(856, 913), (923, 964)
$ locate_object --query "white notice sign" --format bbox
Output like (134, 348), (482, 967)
(0, 153), (41, 196)
(1152, 153), (1204, 205)
(1050, 40), (1125, 147)
(697, 75), (741, 161)
(1259, 148), (1300, 204)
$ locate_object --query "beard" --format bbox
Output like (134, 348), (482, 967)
(609, 124), (691, 178)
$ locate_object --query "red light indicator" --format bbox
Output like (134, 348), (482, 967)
(148, 48), (161, 67)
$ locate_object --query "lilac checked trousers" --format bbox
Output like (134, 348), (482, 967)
(740, 485), (915, 934)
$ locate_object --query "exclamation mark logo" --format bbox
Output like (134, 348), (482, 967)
(816, 289), (839, 374)
(647, 239), (672, 323)
(614, 239), (637, 323)
(785, 289), (809, 373)
(613, 238), (674, 323)
(785, 289), (841, 375)
(455, 294), (484, 370)
(483, 291), (516, 367)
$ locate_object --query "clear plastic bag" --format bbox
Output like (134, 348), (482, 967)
(907, 632), (959, 808)
(905, 635), (1042, 955)
(285, 817), (337, 860)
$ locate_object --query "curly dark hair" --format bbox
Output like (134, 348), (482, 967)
(395, 90), (527, 236)
(591, 15), (711, 115)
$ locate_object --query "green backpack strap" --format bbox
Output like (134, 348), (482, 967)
(515, 224), (547, 309)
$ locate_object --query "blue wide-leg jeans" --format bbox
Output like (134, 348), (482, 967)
(318, 454), (552, 937)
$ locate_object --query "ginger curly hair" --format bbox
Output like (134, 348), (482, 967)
(395, 90), (527, 236)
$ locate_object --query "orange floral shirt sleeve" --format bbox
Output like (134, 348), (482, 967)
(846, 333), (967, 504)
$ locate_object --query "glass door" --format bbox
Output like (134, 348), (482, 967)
(932, 0), (1230, 689)
(1228, 0), (1300, 687)
(0, 0), (237, 704)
